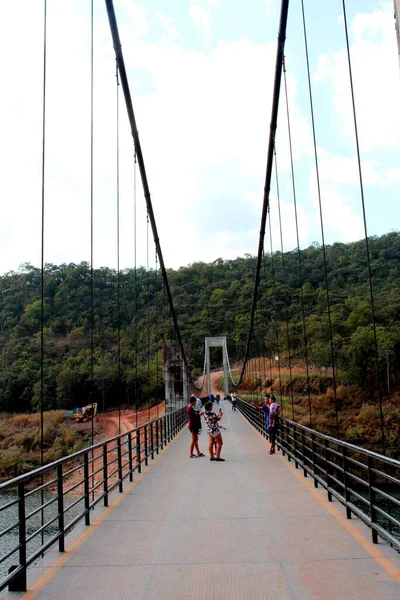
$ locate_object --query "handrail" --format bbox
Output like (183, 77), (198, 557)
(234, 397), (400, 552)
(0, 412), (177, 492)
(0, 407), (187, 592)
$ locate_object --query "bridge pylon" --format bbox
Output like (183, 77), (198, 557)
(205, 336), (230, 397)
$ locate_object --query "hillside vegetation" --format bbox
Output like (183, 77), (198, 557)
(0, 232), (399, 453)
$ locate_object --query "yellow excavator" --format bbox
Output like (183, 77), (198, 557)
(73, 403), (98, 423)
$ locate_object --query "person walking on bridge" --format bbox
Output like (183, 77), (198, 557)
(186, 396), (205, 458)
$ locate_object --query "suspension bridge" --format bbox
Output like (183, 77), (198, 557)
(1, 0), (400, 598)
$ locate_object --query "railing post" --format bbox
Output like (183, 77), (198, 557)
(11, 481), (27, 592)
(103, 442), (109, 506)
(280, 420), (285, 457)
(57, 464), (65, 552)
(168, 414), (172, 442)
(128, 432), (133, 482)
(324, 439), (332, 502)
(83, 453), (90, 525)
(117, 437), (123, 492)
(150, 422), (154, 460)
(136, 428), (142, 474)
(368, 456), (378, 543)
(160, 418), (164, 450)
(294, 424), (299, 469)
(343, 446), (351, 519)
(301, 429), (307, 477)
(312, 433), (318, 488)
(171, 412), (175, 437)
(144, 426), (148, 466)
(156, 420), (159, 454)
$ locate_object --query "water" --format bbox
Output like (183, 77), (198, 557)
(0, 490), (83, 584)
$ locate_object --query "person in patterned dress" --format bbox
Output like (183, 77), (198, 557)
(203, 401), (225, 462)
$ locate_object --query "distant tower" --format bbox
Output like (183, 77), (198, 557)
(395, 0), (400, 67)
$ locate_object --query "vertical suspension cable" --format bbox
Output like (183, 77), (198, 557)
(134, 150), (138, 428)
(300, 0), (339, 436)
(146, 212), (150, 422)
(261, 250), (276, 399)
(155, 249), (159, 418)
(90, 0), (95, 501)
(341, 0), (386, 453)
(268, 204), (293, 419)
(116, 63), (121, 435)
(281, 60), (312, 426)
(40, 0), (47, 551)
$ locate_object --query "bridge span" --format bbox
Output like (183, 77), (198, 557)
(5, 400), (399, 600)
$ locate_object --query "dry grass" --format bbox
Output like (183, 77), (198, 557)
(0, 410), (90, 481)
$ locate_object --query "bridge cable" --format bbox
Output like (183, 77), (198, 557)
(268, 200), (294, 418)
(282, 55), (312, 426)
(300, 0), (339, 436)
(40, 0), (48, 551)
(147, 212), (151, 422)
(90, 0), (95, 499)
(134, 150), (138, 427)
(116, 63), (121, 434)
(238, 0), (290, 385)
(105, 0), (189, 379)
(261, 248), (280, 406)
(341, 0), (386, 454)
(155, 249), (159, 419)
(272, 150), (292, 417)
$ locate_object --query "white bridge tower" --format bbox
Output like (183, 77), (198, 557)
(205, 336), (230, 397)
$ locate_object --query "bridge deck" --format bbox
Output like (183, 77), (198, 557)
(8, 402), (400, 600)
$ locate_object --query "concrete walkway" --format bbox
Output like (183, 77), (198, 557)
(9, 401), (400, 599)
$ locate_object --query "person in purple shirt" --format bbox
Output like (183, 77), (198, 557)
(186, 396), (205, 458)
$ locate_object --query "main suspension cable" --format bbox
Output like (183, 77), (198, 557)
(105, 0), (189, 377)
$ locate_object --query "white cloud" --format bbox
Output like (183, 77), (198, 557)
(308, 170), (364, 244)
(265, 0), (277, 16)
(1, 1), (398, 275)
(314, 5), (400, 152)
(189, 0), (219, 42)
(156, 11), (181, 40)
(117, 1), (148, 39)
(317, 149), (379, 186)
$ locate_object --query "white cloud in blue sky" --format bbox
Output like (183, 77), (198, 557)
(0, 0), (399, 274)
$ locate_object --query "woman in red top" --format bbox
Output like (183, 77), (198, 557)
(186, 396), (205, 458)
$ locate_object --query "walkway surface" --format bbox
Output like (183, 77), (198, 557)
(8, 402), (400, 600)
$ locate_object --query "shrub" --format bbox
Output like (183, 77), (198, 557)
(346, 426), (365, 443)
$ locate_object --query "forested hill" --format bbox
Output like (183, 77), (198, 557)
(0, 232), (399, 415)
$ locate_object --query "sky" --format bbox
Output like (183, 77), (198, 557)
(0, 0), (399, 274)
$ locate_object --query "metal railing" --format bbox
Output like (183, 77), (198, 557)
(0, 407), (186, 592)
(235, 397), (400, 552)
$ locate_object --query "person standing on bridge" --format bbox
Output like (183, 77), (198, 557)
(203, 401), (225, 462)
(268, 410), (279, 455)
(186, 396), (205, 458)
(231, 391), (237, 411)
(257, 393), (270, 429)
